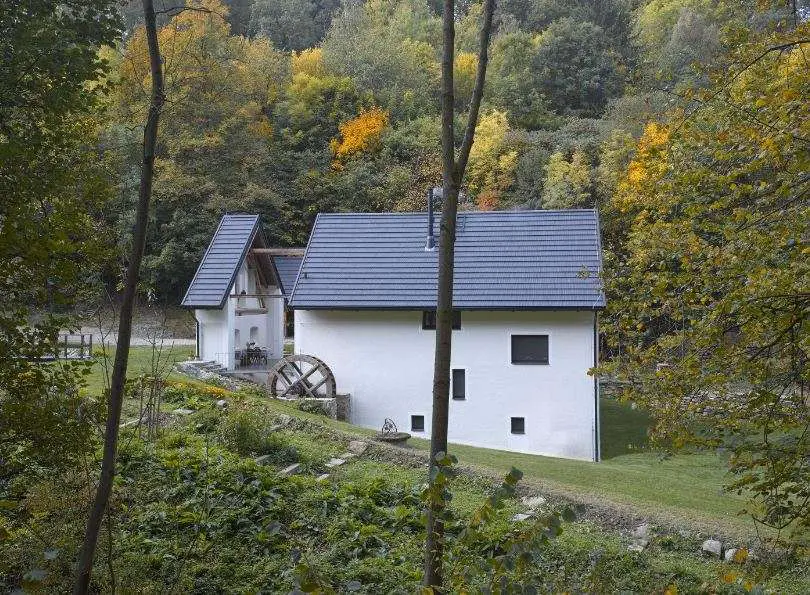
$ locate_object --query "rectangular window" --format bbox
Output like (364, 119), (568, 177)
(411, 415), (425, 432)
(511, 417), (525, 435)
(452, 369), (466, 400)
(422, 310), (461, 330)
(511, 335), (549, 365)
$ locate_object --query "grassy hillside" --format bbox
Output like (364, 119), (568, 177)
(83, 348), (741, 533)
(5, 350), (803, 592)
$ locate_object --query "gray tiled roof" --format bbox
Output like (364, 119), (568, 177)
(289, 210), (605, 310)
(273, 256), (303, 299)
(181, 214), (260, 309)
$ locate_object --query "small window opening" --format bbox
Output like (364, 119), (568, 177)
(411, 415), (425, 432)
(511, 335), (549, 365)
(422, 310), (461, 330)
(452, 369), (466, 400)
(511, 417), (525, 435)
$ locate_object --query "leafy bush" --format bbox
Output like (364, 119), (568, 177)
(218, 407), (296, 462)
(163, 381), (227, 410)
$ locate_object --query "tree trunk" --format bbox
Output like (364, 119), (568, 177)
(73, 2), (163, 592)
(423, 0), (496, 589)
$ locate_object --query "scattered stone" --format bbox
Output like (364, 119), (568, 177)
(347, 440), (368, 455)
(172, 408), (194, 416)
(725, 548), (749, 563)
(277, 414), (292, 426)
(215, 399), (228, 408)
(701, 539), (723, 557)
(325, 458), (345, 468)
(316, 474), (330, 482)
(339, 452), (356, 460)
(512, 513), (532, 522)
(632, 523), (650, 540)
(254, 454), (273, 465)
(628, 543), (646, 553)
(280, 463), (301, 476)
(725, 548), (738, 562)
(174, 360), (243, 390)
(521, 496), (546, 510)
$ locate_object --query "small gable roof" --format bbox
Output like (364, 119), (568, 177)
(289, 209), (605, 311)
(273, 255), (303, 298)
(182, 214), (267, 309)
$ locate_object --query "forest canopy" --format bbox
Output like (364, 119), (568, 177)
(104, 0), (806, 302)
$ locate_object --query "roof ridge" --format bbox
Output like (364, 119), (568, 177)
(316, 209), (597, 217)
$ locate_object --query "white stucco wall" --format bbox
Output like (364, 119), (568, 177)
(196, 307), (230, 366)
(295, 310), (598, 461)
(196, 262), (285, 368)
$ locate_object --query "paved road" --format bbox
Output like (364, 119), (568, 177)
(76, 326), (196, 347)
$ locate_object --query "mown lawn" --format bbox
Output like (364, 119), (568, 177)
(81, 345), (196, 396)
(254, 394), (748, 535)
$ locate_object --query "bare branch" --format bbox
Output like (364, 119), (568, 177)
(456, 0), (496, 176)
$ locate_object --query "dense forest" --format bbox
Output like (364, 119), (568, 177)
(97, 0), (800, 301)
(1, 0), (808, 591)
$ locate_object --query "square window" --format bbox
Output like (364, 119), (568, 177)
(511, 335), (549, 365)
(452, 369), (466, 400)
(511, 417), (525, 434)
(411, 415), (425, 432)
(421, 310), (461, 330)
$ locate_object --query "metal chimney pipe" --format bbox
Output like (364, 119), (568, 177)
(425, 187), (435, 250)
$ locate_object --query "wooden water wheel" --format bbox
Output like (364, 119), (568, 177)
(267, 354), (336, 399)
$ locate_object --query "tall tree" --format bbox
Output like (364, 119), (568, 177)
(424, 0), (496, 588)
(0, 0), (119, 487)
(602, 27), (810, 537)
(73, 0), (164, 590)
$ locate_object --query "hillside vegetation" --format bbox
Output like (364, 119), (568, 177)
(3, 371), (807, 592)
(1, 0), (808, 590)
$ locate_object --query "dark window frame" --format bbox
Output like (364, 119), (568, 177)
(451, 368), (466, 400)
(511, 417), (525, 435)
(411, 414), (425, 432)
(510, 334), (550, 365)
(422, 310), (461, 330)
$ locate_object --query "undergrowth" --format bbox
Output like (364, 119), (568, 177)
(1, 383), (807, 593)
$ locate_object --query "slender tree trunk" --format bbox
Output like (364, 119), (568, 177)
(73, 2), (163, 592)
(423, 0), (496, 590)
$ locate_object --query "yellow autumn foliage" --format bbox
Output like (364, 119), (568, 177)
(615, 122), (670, 215)
(454, 52), (478, 107)
(292, 48), (325, 77)
(466, 110), (518, 207)
(330, 107), (389, 159)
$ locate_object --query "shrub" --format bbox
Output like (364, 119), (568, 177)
(218, 407), (297, 462)
(163, 381), (226, 410)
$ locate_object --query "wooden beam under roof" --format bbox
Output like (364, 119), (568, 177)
(251, 248), (305, 257)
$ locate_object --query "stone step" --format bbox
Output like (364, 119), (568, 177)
(280, 463), (301, 476)
(346, 440), (368, 455)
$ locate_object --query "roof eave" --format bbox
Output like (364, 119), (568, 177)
(288, 304), (606, 311)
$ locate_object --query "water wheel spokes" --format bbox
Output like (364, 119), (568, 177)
(268, 354), (336, 399)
